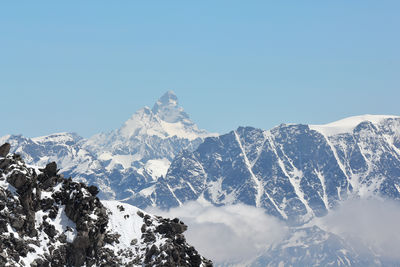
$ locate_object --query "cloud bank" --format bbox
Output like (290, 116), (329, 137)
(318, 198), (400, 261)
(147, 201), (288, 264)
(148, 197), (400, 265)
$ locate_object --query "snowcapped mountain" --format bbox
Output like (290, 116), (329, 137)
(0, 91), (215, 206)
(4, 111), (400, 219)
(149, 114), (400, 266)
(149, 115), (400, 222)
(0, 143), (212, 266)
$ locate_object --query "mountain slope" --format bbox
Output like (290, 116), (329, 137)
(0, 143), (212, 266)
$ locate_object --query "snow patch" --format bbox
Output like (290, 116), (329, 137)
(310, 115), (400, 136)
(31, 132), (80, 144)
(105, 155), (136, 171)
(143, 158), (171, 179)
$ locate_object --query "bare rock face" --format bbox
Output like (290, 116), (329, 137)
(0, 144), (212, 267)
(40, 161), (58, 177)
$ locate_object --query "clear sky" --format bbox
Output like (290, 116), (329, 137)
(1, 1), (399, 138)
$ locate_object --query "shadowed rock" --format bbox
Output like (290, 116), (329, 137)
(0, 143), (10, 157)
(88, 185), (99, 196)
(42, 162), (58, 177)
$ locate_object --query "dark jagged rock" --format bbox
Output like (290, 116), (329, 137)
(88, 185), (99, 196)
(40, 161), (58, 177)
(137, 213), (212, 267)
(156, 218), (187, 236)
(0, 143), (10, 157)
(0, 144), (212, 266)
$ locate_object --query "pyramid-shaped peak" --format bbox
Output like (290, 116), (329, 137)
(154, 91), (178, 108)
(152, 91), (189, 123)
(115, 91), (211, 140)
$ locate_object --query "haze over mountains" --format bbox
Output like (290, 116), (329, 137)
(2, 91), (400, 266)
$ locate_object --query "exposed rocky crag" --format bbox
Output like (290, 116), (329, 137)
(0, 143), (212, 267)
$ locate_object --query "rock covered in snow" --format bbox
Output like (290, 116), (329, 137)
(0, 145), (212, 267)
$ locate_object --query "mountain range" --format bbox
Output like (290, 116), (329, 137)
(2, 91), (400, 266)
(0, 91), (215, 207)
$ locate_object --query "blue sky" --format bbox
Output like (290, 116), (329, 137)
(1, 1), (399, 137)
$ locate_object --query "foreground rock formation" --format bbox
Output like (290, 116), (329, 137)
(0, 143), (212, 266)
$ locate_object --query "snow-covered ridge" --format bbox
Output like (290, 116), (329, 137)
(31, 132), (82, 144)
(119, 106), (209, 141)
(118, 91), (215, 141)
(309, 114), (400, 136)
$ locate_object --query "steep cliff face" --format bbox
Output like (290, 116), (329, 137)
(157, 116), (400, 224)
(0, 143), (212, 267)
(149, 115), (400, 266)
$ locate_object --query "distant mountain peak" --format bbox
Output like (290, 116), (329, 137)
(104, 90), (214, 142)
(151, 91), (189, 123)
(154, 90), (178, 108)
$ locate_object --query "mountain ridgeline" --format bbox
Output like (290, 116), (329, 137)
(159, 115), (400, 224)
(2, 92), (400, 222)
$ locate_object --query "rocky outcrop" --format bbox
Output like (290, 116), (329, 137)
(0, 153), (117, 266)
(0, 143), (10, 157)
(0, 144), (212, 266)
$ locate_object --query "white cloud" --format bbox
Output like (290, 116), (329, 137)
(147, 198), (400, 265)
(317, 198), (400, 260)
(147, 201), (288, 265)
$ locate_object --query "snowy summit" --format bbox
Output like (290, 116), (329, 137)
(119, 91), (212, 141)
